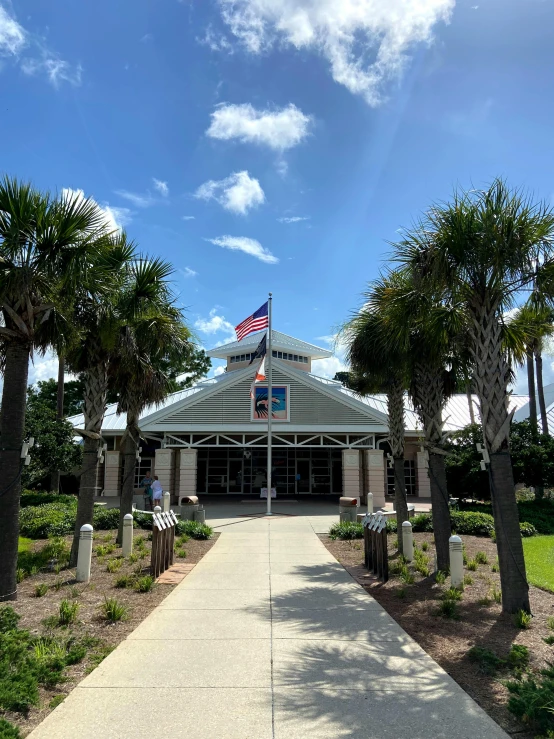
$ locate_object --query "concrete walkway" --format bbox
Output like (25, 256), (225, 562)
(29, 509), (508, 738)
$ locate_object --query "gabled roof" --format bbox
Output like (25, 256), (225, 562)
(206, 330), (332, 360)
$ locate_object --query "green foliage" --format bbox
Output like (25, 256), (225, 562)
(328, 522), (363, 540)
(114, 575), (134, 589)
(544, 635), (554, 645)
(399, 566), (415, 585)
(507, 664), (554, 734)
(396, 588), (406, 599)
(463, 574), (473, 585)
(513, 609), (532, 629)
(437, 599), (460, 619)
(176, 534), (190, 546)
(175, 520), (213, 540)
(0, 719), (21, 738)
(460, 499), (554, 535)
(58, 600), (79, 626)
(490, 586), (502, 604)
(95, 544), (116, 557)
(176, 548), (187, 559)
(467, 646), (505, 675)
(30, 377), (85, 419)
(20, 492), (76, 508)
(547, 616), (554, 631)
(435, 571), (446, 584)
(522, 535), (554, 592)
(93, 507), (121, 530)
(475, 551), (488, 564)
(507, 644), (530, 670)
(49, 695), (65, 709)
(0, 607), (87, 715)
(34, 583), (48, 598)
(492, 558), (499, 572)
(413, 549), (431, 577)
(443, 587), (463, 602)
(420, 541), (429, 552)
(135, 575), (155, 593)
(23, 387), (83, 489)
(444, 424), (491, 499)
(127, 553), (139, 564)
(19, 502), (76, 539)
(106, 558), (123, 573)
(466, 559), (478, 571)
(101, 598), (128, 623)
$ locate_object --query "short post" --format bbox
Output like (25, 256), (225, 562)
(449, 535), (463, 588)
(162, 491), (170, 513)
(76, 524), (93, 583)
(367, 492), (373, 514)
(122, 513), (133, 557)
(154, 505), (161, 513)
(402, 521), (414, 562)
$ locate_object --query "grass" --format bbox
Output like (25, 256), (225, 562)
(34, 583), (48, 598)
(513, 609), (532, 629)
(522, 535), (554, 592)
(18, 537), (34, 553)
(135, 575), (155, 593)
(58, 600), (79, 626)
(101, 598), (128, 623)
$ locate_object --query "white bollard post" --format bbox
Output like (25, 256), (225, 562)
(449, 535), (464, 588)
(402, 521), (414, 562)
(122, 513), (133, 557)
(76, 524), (93, 583)
(367, 493), (374, 514)
(154, 505), (161, 513)
(162, 491), (170, 513)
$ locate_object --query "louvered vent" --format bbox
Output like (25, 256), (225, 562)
(154, 368), (380, 426)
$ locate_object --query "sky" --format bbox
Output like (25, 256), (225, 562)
(1, 0), (554, 391)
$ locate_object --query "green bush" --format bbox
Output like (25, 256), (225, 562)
(20, 492), (76, 508)
(507, 664), (554, 734)
(409, 510), (536, 538)
(513, 609), (532, 629)
(437, 600), (460, 619)
(443, 587), (463, 602)
(0, 719), (21, 738)
(58, 600), (79, 626)
(460, 499), (553, 535)
(135, 576), (155, 593)
(328, 522), (363, 540)
(34, 583), (48, 598)
(93, 508), (120, 530)
(175, 520), (213, 540)
(19, 502), (76, 539)
(101, 598), (128, 623)
(467, 646), (504, 675)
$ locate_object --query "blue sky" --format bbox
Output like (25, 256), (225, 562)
(1, 0), (553, 388)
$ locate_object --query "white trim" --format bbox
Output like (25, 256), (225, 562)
(162, 433), (375, 449)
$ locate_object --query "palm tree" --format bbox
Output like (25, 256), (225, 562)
(395, 179), (554, 614)
(343, 306), (410, 553)
(0, 177), (108, 601)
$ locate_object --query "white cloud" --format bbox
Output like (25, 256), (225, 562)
(278, 216), (309, 223)
(180, 267), (198, 278)
(213, 365), (226, 377)
(195, 171), (265, 215)
(194, 308), (235, 337)
(0, 6), (26, 56)
(198, 25), (233, 53)
(115, 189), (155, 208)
(207, 102), (312, 150)
(182, 215), (196, 220)
(218, 0), (454, 105)
(312, 333), (348, 379)
(21, 56), (82, 87)
(152, 178), (169, 197)
(62, 188), (131, 232)
(0, 5), (80, 87)
(206, 235), (278, 264)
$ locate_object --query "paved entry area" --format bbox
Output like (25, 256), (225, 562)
(29, 511), (508, 739)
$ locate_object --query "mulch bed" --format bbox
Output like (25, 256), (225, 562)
(321, 532), (554, 739)
(5, 530), (218, 737)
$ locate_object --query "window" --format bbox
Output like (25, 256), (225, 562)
(303, 356), (308, 363)
(240, 354), (245, 361)
(278, 351), (282, 358)
(288, 353), (293, 360)
(386, 460), (417, 496)
(273, 350), (277, 357)
(293, 354), (298, 362)
(230, 356), (235, 363)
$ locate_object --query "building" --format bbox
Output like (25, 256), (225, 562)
(69, 330), (530, 508)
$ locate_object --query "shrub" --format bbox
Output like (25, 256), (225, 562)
(114, 575), (134, 589)
(175, 520), (214, 540)
(132, 512), (153, 530)
(490, 586), (502, 604)
(106, 558), (123, 573)
(328, 522), (363, 540)
(507, 644), (529, 670)
(135, 576), (155, 593)
(463, 574), (473, 586)
(176, 534), (190, 546)
(0, 607), (20, 633)
(176, 548), (187, 559)
(443, 587), (463, 602)
(399, 566), (415, 585)
(58, 600), (79, 626)
(127, 553), (139, 564)
(49, 695), (65, 709)
(435, 571), (446, 585)
(421, 541), (429, 552)
(93, 508), (120, 530)
(460, 499), (553, 535)
(34, 584), (48, 598)
(544, 635), (554, 645)
(468, 646), (504, 675)
(19, 502), (76, 539)
(0, 719), (21, 738)
(491, 558), (499, 573)
(548, 616), (554, 631)
(16, 569), (26, 584)
(410, 513), (433, 533)
(389, 559), (404, 576)
(513, 609), (532, 629)
(475, 551), (488, 565)
(96, 544), (116, 557)
(507, 664), (554, 734)
(101, 598), (128, 623)
(20, 492), (76, 508)
(437, 600), (460, 619)
(466, 560), (478, 571)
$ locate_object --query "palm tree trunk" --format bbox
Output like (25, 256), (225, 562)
(411, 364), (452, 573)
(117, 412), (140, 545)
(70, 359), (108, 565)
(466, 383), (476, 425)
(488, 451), (530, 613)
(526, 349), (538, 432)
(50, 356), (65, 493)
(0, 342), (30, 601)
(535, 348), (548, 436)
(469, 299), (529, 613)
(387, 379), (408, 554)
(428, 452), (451, 572)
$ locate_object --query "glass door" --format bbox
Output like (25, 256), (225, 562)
(296, 459), (311, 493)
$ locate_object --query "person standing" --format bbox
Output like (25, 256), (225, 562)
(151, 475), (163, 507)
(141, 470), (154, 510)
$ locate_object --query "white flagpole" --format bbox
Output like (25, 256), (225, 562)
(266, 293), (273, 516)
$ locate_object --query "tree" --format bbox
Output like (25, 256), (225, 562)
(27, 377), (85, 418)
(0, 177), (108, 601)
(444, 424), (491, 499)
(111, 301), (192, 544)
(343, 306), (410, 552)
(23, 387), (82, 490)
(396, 179), (554, 613)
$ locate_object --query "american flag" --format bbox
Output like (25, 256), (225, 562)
(235, 301), (269, 342)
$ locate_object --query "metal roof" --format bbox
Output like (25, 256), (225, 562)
(206, 330), (332, 360)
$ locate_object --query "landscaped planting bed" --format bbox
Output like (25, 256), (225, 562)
(2, 528), (218, 737)
(321, 531), (554, 739)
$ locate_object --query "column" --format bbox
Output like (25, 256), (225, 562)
(154, 448), (174, 499)
(179, 449), (197, 501)
(103, 451), (121, 497)
(342, 450), (360, 501)
(366, 450), (386, 509)
(416, 450), (431, 498)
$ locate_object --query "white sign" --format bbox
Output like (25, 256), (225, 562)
(260, 487), (277, 499)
